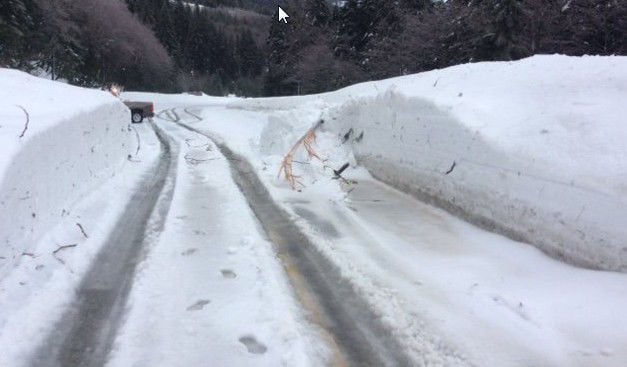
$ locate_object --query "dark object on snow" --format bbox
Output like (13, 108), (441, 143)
(76, 222), (89, 238)
(333, 163), (350, 178)
(354, 131), (364, 143)
(342, 128), (354, 143)
(123, 101), (155, 123)
(16, 105), (30, 138)
(445, 161), (457, 175)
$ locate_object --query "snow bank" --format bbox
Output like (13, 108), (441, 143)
(316, 55), (627, 272)
(0, 69), (133, 278)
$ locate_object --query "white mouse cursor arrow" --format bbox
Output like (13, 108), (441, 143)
(278, 6), (289, 23)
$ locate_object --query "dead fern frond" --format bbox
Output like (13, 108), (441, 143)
(278, 120), (324, 190)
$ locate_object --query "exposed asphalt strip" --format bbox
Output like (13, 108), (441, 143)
(171, 119), (413, 367)
(30, 121), (177, 367)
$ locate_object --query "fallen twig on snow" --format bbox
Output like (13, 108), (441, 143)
(76, 223), (89, 238)
(52, 244), (77, 268)
(184, 153), (218, 165)
(445, 161), (457, 175)
(15, 105), (29, 138)
(52, 244), (78, 256)
(333, 162), (350, 178)
(131, 125), (141, 155)
(330, 162), (357, 185)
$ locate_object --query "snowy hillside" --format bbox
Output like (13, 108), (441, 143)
(231, 55), (627, 272)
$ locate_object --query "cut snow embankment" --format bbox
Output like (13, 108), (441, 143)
(0, 69), (133, 277)
(0, 70), (163, 365)
(314, 55), (626, 272)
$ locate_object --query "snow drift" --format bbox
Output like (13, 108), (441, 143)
(0, 69), (133, 278)
(318, 55), (627, 272)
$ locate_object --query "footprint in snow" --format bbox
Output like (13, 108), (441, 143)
(186, 300), (210, 311)
(239, 336), (267, 354)
(221, 269), (237, 279)
(181, 248), (197, 256)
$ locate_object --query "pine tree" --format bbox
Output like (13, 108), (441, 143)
(304, 0), (330, 27)
(490, 0), (525, 60)
(334, 0), (397, 60)
(0, 0), (34, 66)
(235, 30), (263, 77)
(264, 15), (297, 96)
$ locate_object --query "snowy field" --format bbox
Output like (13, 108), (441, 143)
(1, 55), (626, 366)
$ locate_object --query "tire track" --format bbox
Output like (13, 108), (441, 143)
(30, 122), (177, 367)
(170, 118), (413, 367)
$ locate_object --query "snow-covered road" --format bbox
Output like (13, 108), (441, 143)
(5, 98), (626, 367)
(3, 56), (627, 367)
(105, 117), (329, 367)
(141, 99), (626, 367)
(102, 100), (627, 367)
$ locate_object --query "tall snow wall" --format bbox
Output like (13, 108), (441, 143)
(0, 70), (133, 278)
(324, 56), (627, 272)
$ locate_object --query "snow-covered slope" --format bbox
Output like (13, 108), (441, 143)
(232, 55), (627, 272)
(0, 69), (133, 278)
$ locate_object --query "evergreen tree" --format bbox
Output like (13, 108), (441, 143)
(304, 0), (330, 27)
(264, 15), (297, 96)
(334, 0), (398, 60)
(235, 30), (263, 77)
(489, 0), (526, 60)
(0, 0), (34, 66)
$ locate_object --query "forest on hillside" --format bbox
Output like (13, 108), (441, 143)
(1, 0), (625, 96)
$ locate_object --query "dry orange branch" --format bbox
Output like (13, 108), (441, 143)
(278, 120), (324, 190)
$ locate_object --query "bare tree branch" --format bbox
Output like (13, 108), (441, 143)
(76, 223), (89, 238)
(131, 125), (141, 156)
(53, 244), (78, 255)
(15, 105), (29, 138)
(445, 161), (457, 175)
